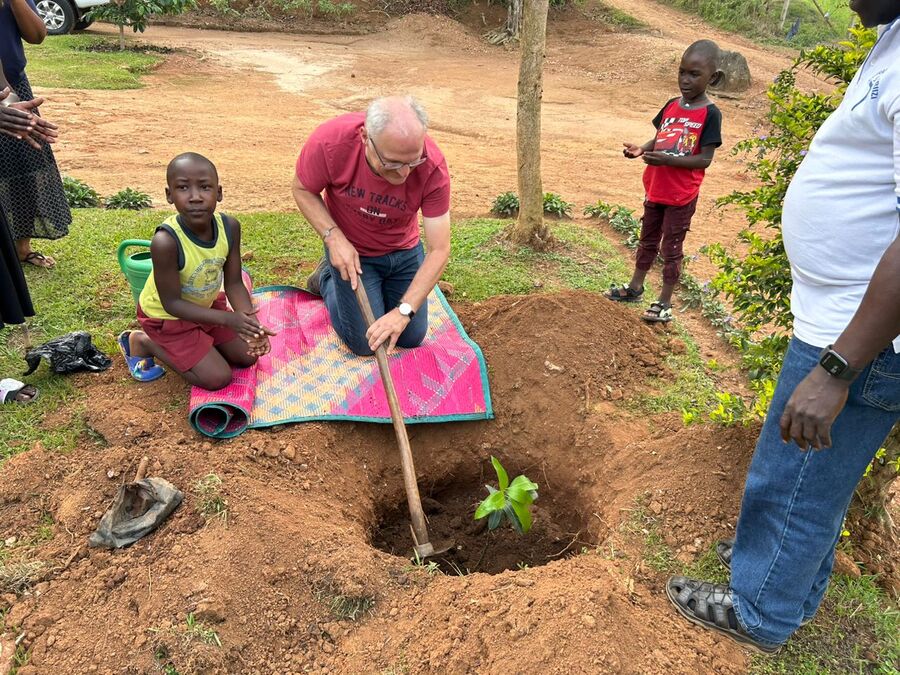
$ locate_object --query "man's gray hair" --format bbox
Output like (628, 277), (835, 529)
(365, 96), (429, 138)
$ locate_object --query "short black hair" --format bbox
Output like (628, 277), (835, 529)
(684, 39), (721, 70)
(166, 152), (218, 184)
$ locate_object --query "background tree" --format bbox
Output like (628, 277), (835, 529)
(508, 0), (550, 250)
(90, 0), (195, 50)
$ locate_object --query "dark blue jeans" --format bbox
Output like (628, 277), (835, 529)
(320, 242), (428, 356)
(731, 337), (900, 646)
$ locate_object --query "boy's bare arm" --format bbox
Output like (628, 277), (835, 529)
(643, 144), (716, 169)
(222, 219), (253, 314)
(222, 219), (277, 350)
(623, 137), (657, 158)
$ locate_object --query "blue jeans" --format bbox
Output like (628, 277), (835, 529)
(731, 337), (900, 647)
(320, 242), (428, 356)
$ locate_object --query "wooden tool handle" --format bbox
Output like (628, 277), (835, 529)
(354, 284), (433, 555)
(134, 456), (150, 482)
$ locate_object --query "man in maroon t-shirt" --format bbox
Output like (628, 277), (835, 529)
(292, 96), (451, 356)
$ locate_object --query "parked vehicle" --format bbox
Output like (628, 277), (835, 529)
(35, 0), (109, 35)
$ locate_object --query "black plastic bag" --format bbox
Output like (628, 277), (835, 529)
(89, 478), (183, 549)
(23, 331), (112, 376)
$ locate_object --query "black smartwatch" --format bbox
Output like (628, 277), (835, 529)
(818, 345), (862, 382)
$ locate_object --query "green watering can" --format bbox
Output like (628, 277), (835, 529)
(117, 239), (152, 306)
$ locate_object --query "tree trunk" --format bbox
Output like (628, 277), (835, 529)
(853, 424), (899, 541)
(779, 0), (791, 29)
(485, 0), (522, 45)
(506, 0), (522, 39)
(509, 0), (550, 250)
(119, 23), (125, 51)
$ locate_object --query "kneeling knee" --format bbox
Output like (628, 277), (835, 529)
(233, 352), (259, 368)
(347, 340), (375, 357)
(397, 324), (427, 349)
(198, 369), (233, 392)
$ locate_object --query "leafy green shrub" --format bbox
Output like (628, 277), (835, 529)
(62, 175), (101, 208)
(542, 192), (573, 218)
(316, 0), (354, 16)
(584, 199), (641, 248)
(474, 457), (539, 534)
(105, 187), (152, 210)
(208, 0), (239, 16)
(491, 191), (519, 217)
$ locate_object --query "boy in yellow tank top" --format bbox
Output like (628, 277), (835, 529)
(117, 153), (275, 390)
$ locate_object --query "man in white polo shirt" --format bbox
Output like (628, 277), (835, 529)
(665, 0), (900, 654)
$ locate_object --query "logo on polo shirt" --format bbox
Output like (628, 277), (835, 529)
(851, 68), (885, 110)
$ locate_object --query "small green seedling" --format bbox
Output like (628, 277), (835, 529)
(474, 456), (539, 534)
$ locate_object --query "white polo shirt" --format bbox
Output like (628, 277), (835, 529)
(782, 19), (900, 352)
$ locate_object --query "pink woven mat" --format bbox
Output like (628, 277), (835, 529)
(189, 285), (493, 438)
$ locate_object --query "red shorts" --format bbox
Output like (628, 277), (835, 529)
(137, 295), (239, 372)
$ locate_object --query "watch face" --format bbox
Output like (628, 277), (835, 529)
(820, 352), (846, 376)
(399, 302), (412, 316)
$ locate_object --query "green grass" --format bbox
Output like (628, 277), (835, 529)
(658, 0), (855, 47)
(576, 0), (647, 30)
(634, 322), (719, 416)
(193, 474), (229, 525)
(0, 211), (632, 457)
(24, 35), (165, 89)
(751, 575), (900, 674)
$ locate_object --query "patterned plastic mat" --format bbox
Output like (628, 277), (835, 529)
(188, 285), (493, 438)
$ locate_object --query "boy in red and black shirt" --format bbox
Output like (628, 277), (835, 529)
(606, 40), (723, 323)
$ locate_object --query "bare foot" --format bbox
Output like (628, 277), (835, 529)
(128, 330), (151, 358)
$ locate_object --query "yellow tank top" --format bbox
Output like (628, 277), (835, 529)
(139, 213), (232, 320)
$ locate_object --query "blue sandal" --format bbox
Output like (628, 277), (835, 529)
(117, 331), (165, 382)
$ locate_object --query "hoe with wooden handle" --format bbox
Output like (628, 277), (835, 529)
(354, 283), (451, 559)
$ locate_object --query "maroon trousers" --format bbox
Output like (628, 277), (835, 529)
(634, 197), (698, 285)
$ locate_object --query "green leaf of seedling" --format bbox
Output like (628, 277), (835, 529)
(504, 504), (524, 534)
(488, 510), (502, 530)
(506, 484), (535, 507)
(486, 484), (498, 495)
(491, 456), (509, 492)
(509, 475), (539, 493)
(509, 499), (533, 534)
(474, 490), (506, 520)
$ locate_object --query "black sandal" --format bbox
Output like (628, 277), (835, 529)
(642, 301), (673, 323)
(20, 251), (55, 269)
(716, 538), (734, 570)
(666, 576), (782, 654)
(605, 284), (644, 302)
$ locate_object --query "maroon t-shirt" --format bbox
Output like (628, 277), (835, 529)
(295, 112), (451, 257)
(642, 98), (722, 206)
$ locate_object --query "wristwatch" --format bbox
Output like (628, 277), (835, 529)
(322, 226), (338, 241)
(818, 345), (862, 382)
(398, 302), (415, 319)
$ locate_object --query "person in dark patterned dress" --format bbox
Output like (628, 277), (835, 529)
(0, 61), (58, 402)
(0, 0), (71, 269)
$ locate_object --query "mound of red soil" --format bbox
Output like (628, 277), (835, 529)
(0, 291), (757, 674)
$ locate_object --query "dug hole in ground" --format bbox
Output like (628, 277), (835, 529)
(0, 292), (764, 673)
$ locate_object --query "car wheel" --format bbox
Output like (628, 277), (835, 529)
(35, 0), (75, 35)
(74, 14), (94, 30)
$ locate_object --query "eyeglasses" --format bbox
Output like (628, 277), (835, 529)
(368, 137), (427, 171)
